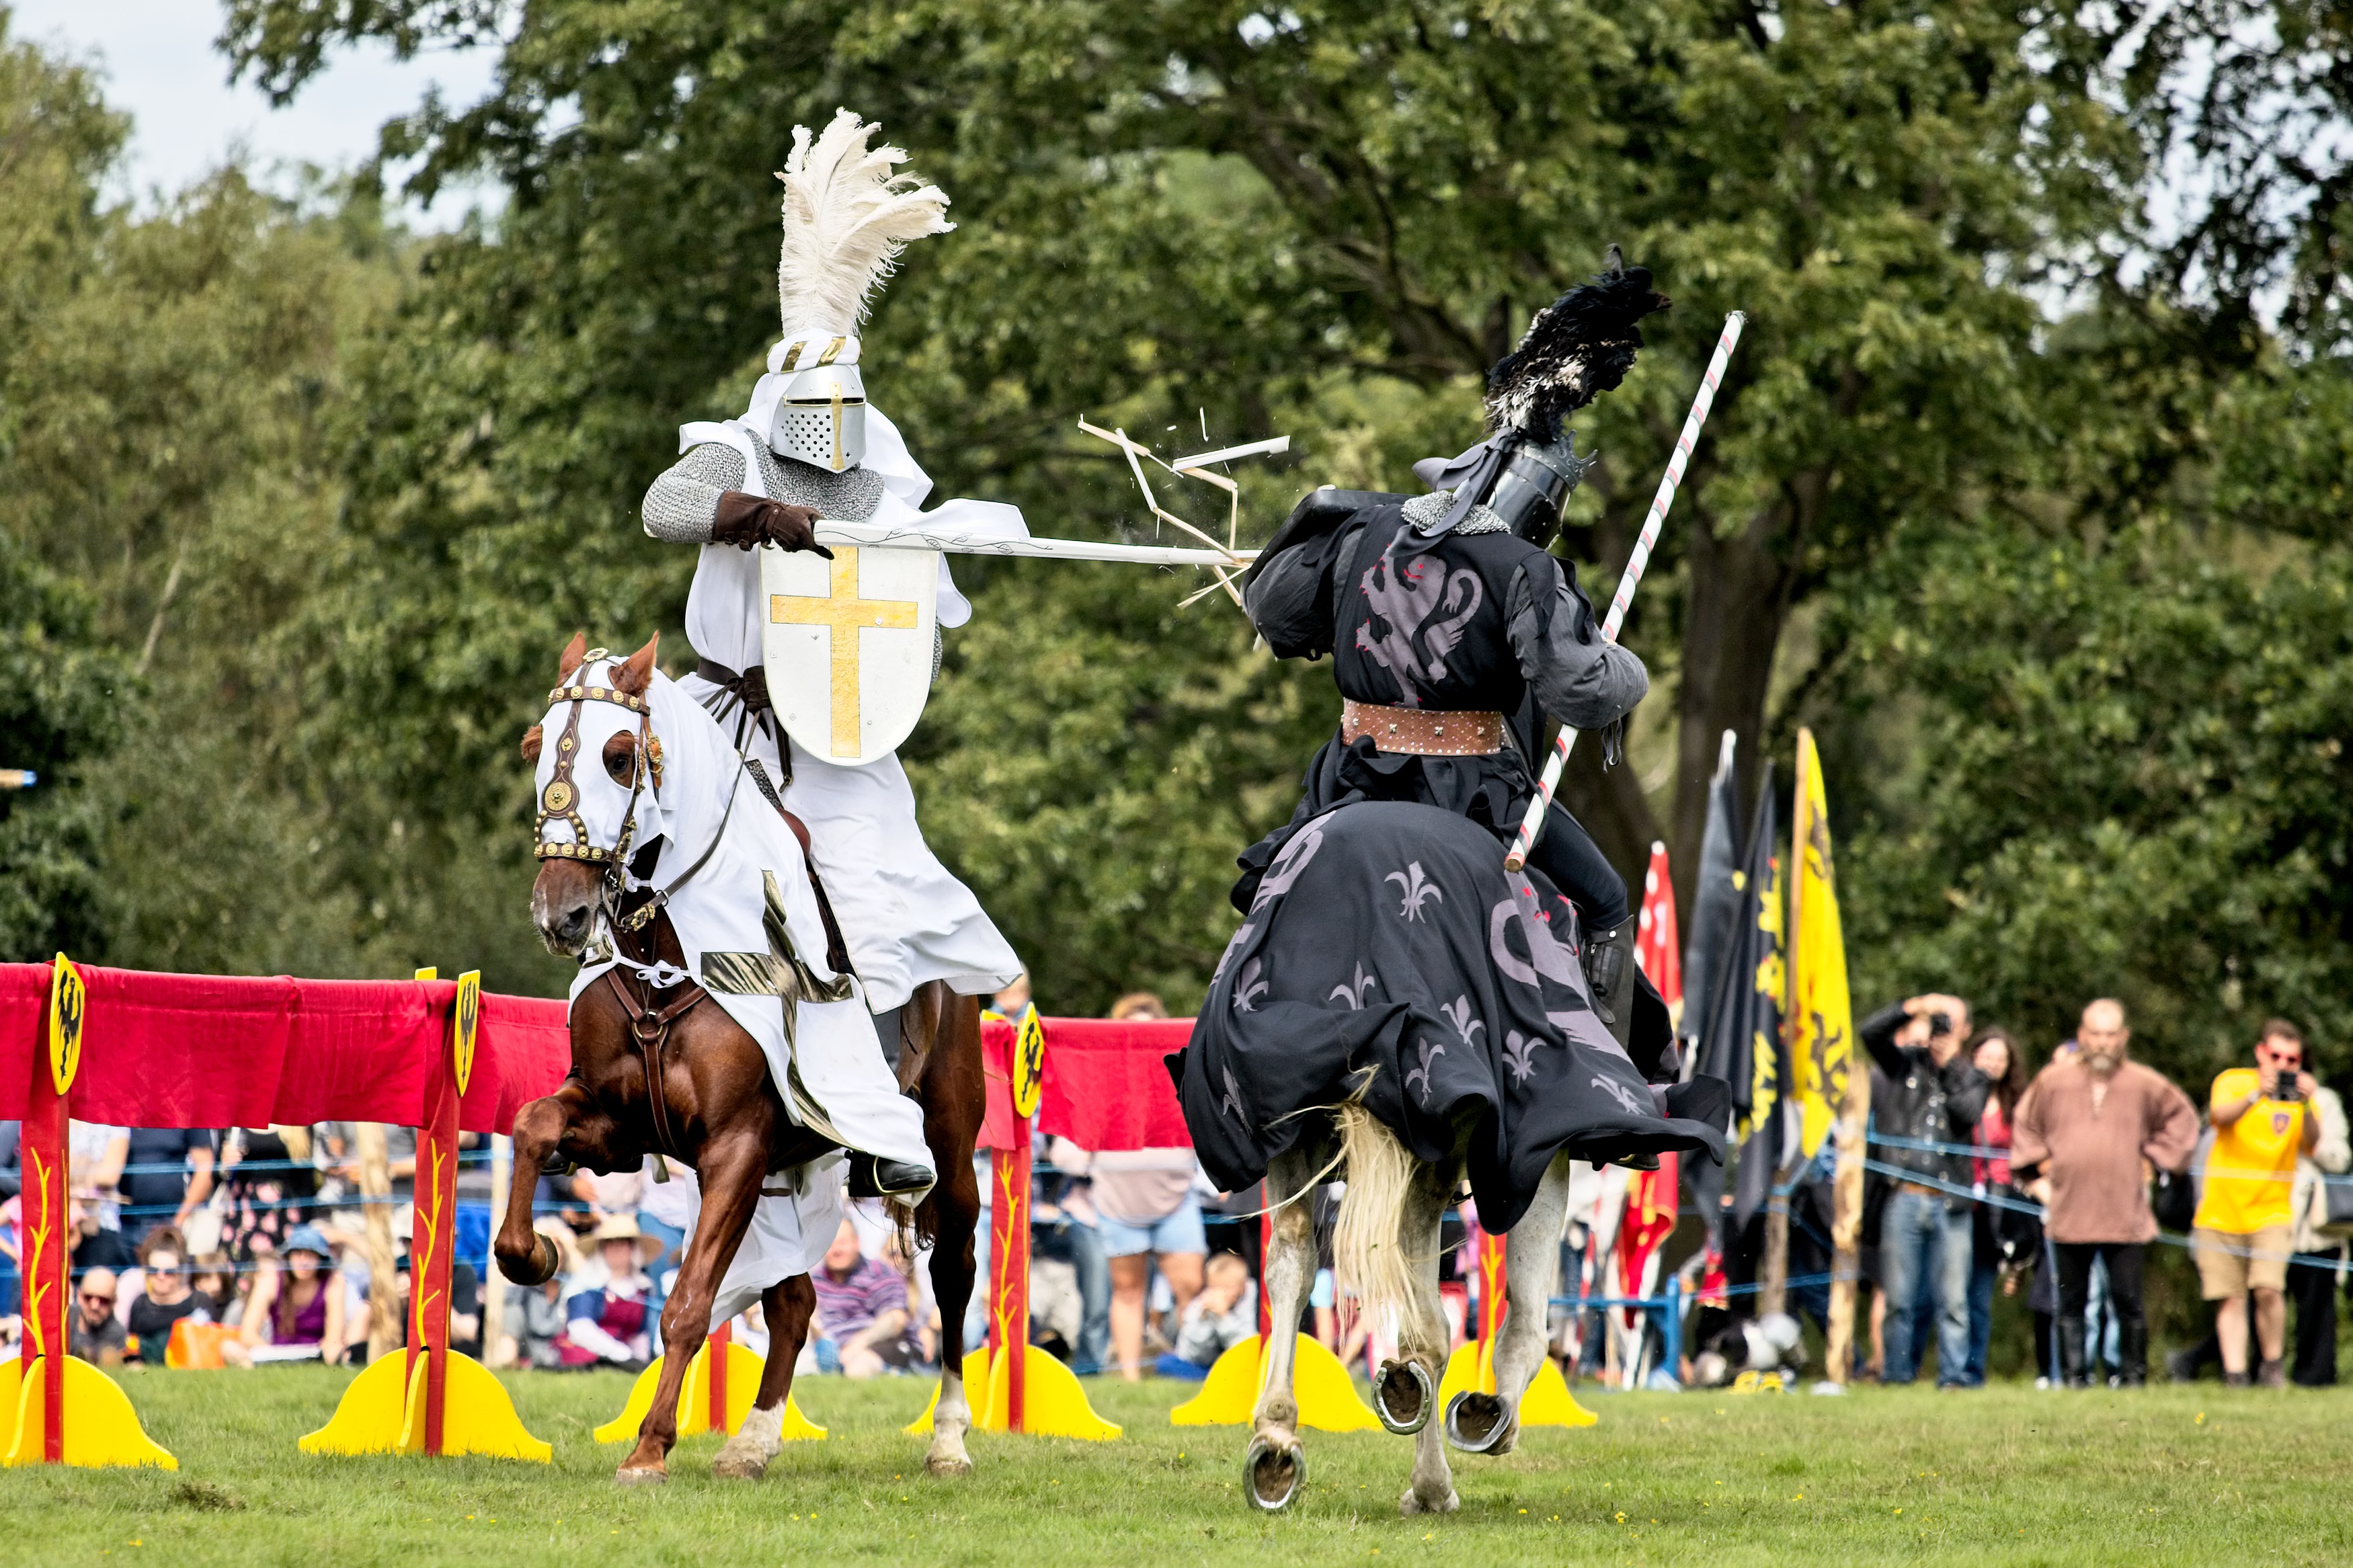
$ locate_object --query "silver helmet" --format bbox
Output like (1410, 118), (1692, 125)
(765, 335), (868, 473)
(766, 110), (953, 473)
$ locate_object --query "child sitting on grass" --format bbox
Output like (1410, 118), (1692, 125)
(1156, 1251), (1257, 1378)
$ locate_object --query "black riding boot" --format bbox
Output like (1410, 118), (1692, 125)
(1582, 920), (1639, 1052)
(2058, 1318), (2091, 1390)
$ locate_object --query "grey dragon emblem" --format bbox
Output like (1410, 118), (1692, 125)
(1232, 957), (1269, 1014)
(1387, 862), (1443, 921)
(1439, 995), (1485, 1047)
(1404, 1036), (1447, 1105)
(1503, 1030), (1539, 1085)
(1355, 530), (1484, 706)
(1329, 963), (1378, 1009)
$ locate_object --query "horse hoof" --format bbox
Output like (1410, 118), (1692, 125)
(614, 1464), (668, 1487)
(1372, 1360), (1433, 1436)
(711, 1453), (770, 1481)
(1398, 1485), (1459, 1516)
(925, 1452), (973, 1478)
(1443, 1391), (1514, 1454)
(1244, 1436), (1306, 1512)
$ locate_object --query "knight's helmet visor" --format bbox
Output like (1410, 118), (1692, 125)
(1483, 431), (1594, 543)
(766, 336), (868, 472)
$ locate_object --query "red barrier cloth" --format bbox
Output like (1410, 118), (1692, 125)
(466, 991), (573, 1134)
(978, 1020), (1017, 1153)
(1035, 1018), (1194, 1151)
(0, 963), (567, 1132)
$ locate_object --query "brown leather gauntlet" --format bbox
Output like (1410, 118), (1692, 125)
(712, 491), (832, 556)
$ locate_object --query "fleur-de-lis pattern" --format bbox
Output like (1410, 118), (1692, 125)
(1440, 995), (1484, 1046)
(1502, 1030), (1538, 1084)
(1329, 964), (1378, 1009)
(1404, 1036), (1446, 1104)
(1386, 862), (1442, 921)
(1232, 958), (1269, 1014)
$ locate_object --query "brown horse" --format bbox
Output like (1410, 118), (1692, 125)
(493, 632), (985, 1482)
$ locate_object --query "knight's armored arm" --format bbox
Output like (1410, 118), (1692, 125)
(643, 442), (830, 554)
(1242, 490), (1371, 659)
(642, 442), (746, 542)
(1506, 554), (1648, 730)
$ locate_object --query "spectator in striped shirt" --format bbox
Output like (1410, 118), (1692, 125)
(811, 1219), (914, 1377)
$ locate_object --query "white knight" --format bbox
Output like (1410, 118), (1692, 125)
(639, 110), (1022, 1194)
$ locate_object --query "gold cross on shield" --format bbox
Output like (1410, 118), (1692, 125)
(769, 547), (921, 757)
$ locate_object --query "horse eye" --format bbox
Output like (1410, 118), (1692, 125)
(602, 739), (635, 783)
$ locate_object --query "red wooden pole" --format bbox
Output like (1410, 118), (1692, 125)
(25, 957), (81, 1462)
(1475, 1230), (1507, 1380)
(992, 1126), (1033, 1432)
(707, 1321), (731, 1431)
(408, 969), (468, 1455)
(1257, 1201), (1274, 1340)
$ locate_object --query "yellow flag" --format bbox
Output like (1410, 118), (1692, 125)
(1786, 729), (1853, 1159)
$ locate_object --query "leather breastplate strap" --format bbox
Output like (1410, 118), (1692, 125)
(603, 957), (709, 1162)
(1341, 698), (1505, 756)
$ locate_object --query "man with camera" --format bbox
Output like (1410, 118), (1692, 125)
(2194, 1020), (2322, 1387)
(2010, 998), (2199, 1387)
(1860, 992), (1989, 1386)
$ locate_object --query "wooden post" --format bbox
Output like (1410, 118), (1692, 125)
(1821, 1070), (1870, 1384)
(1759, 1170), (1790, 1318)
(24, 956), (82, 1462)
(354, 1122), (399, 1364)
(407, 969), (471, 1454)
(989, 1132), (1032, 1431)
(1473, 1229), (1507, 1388)
(707, 1322), (731, 1431)
(481, 1133), (512, 1366)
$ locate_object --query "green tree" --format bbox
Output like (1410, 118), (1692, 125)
(212, 0), (2174, 1009)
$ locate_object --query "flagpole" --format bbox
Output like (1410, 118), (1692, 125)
(1504, 311), (1746, 874)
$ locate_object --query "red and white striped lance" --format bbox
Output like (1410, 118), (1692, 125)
(1505, 311), (1747, 875)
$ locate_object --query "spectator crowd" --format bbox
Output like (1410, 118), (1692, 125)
(5, 975), (2346, 1393)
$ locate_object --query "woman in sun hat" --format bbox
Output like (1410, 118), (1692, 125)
(224, 1223), (345, 1366)
(556, 1214), (663, 1368)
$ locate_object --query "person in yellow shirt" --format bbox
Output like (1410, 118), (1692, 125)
(2193, 1020), (2321, 1388)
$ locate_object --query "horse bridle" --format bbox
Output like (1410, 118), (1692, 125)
(534, 657), (660, 916)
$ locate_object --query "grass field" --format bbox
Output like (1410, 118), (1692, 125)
(4, 1367), (2348, 1566)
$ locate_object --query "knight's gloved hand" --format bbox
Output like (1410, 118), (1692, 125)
(713, 491), (834, 557)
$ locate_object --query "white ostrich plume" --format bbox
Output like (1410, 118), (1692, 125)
(775, 108), (953, 340)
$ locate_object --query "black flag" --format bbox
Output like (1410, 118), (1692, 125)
(1692, 764), (1788, 1230)
(1680, 731), (1743, 1057)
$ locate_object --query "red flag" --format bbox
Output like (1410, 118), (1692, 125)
(1634, 841), (1681, 1023)
(1617, 1151), (1681, 1320)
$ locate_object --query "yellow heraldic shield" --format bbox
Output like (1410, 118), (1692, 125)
(762, 542), (940, 766)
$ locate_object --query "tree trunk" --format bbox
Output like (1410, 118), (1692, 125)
(1669, 501), (1797, 912)
(354, 1122), (401, 1364)
(1759, 1195), (1789, 1317)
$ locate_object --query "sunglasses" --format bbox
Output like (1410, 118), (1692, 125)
(79, 1291), (115, 1305)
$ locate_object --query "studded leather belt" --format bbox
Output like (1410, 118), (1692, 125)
(1340, 699), (1505, 757)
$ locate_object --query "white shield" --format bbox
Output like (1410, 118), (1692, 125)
(761, 543), (939, 766)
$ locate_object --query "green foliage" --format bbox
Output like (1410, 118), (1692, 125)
(1844, 518), (2353, 1081)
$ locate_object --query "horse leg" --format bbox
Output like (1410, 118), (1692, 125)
(617, 1128), (766, 1483)
(1244, 1141), (1325, 1512)
(1398, 1161), (1460, 1517)
(1446, 1151), (1575, 1457)
(490, 1092), (580, 1285)
(713, 1274), (815, 1481)
(916, 989), (983, 1477)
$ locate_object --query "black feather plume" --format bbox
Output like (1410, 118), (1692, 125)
(1485, 261), (1671, 440)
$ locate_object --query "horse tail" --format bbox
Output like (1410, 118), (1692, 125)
(1332, 1096), (1439, 1352)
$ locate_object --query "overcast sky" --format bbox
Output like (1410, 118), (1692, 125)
(9, 0), (497, 224)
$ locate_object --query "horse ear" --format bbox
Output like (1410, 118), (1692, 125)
(521, 725), (543, 764)
(613, 632), (660, 696)
(557, 631), (588, 683)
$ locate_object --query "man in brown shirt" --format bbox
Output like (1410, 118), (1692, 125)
(2009, 999), (2200, 1388)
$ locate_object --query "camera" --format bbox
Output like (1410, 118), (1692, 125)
(2275, 1067), (2301, 1102)
(1926, 1012), (1952, 1039)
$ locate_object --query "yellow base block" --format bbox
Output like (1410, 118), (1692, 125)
(593, 1344), (823, 1444)
(1436, 1342), (1596, 1428)
(298, 1352), (409, 1455)
(299, 1351), (550, 1461)
(905, 1346), (1119, 1441)
(413, 1353), (553, 1461)
(0, 1354), (19, 1457)
(1168, 1335), (1383, 1432)
(3, 1357), (177, 1469)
